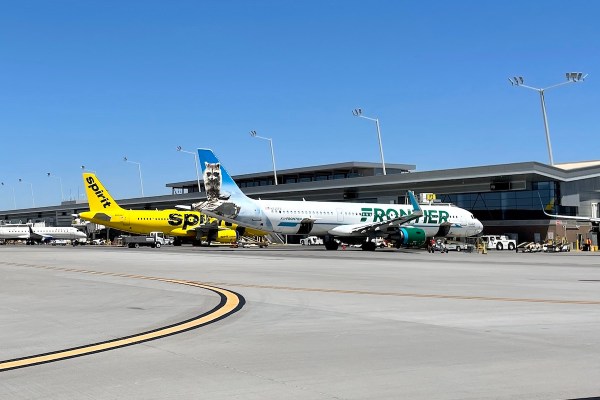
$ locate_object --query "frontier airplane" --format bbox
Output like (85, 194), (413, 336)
(192, 148), (483, 251)
(77, 173), (265, 246)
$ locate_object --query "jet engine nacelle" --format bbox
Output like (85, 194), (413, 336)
(389, 226), (426, 247)
(216, 229), (238, 243)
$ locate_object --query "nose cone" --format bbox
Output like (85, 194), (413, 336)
(475, 219), (484, 235)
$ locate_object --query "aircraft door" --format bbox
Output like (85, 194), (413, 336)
(336, 208), (344, 222)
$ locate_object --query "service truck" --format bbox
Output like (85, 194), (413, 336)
(123, 232), (167, 248)
(480, 235), (516, 250)
(300, 236), (324, 246)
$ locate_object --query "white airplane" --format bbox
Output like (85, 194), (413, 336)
(0, 224), (87, 245)
(192, 149), (483, 251)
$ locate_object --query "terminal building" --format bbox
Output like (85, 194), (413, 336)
(2, 159), (599, 247)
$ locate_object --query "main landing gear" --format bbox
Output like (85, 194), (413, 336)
(324, 236), (339, 251)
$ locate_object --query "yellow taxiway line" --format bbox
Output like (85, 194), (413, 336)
(0, 263), (244, 372)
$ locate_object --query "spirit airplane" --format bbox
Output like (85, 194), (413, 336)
(77, 173), (265, 246)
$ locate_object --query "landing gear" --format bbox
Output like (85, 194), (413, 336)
(361, 241), (377, 251)
(324, 235), (339, 251)
(173, 238), (182, 246)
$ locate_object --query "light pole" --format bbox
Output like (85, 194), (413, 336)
(250, 130), (278, 185)
(176, 146), (202, 193)
(123, 157), (144, 197)
(508, 72), (587, 166)
(18, 178), (35, 207)
(1, 182), (17, 209)
(352, 108), (387, 175)
(47, 172), (64, 202)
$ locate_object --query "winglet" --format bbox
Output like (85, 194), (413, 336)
(537, 193), (555, 218)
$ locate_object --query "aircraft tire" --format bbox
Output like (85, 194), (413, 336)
(361, 242), (377, 251)
(324, 241), (339, 251)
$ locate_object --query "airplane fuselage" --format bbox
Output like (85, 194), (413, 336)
(217, 199), (483, 238)
(78, 208), (264, 240)
(79, 209), (213, 237)
(0, 226), (87, 241)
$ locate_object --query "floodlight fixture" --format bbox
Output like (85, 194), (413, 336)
(249, 130), (278, 185)
(508, 72), (587, 165)
(176, 146), (202, 193)
(352, 107), (387, 175)
(123, 156), (144, 197)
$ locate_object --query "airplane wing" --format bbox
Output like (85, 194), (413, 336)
(28, 226), (47, 241)
(328, 191), (424, 235)
(541, 208), (600, 223)
(538, 195), (600, 223)
(187, 220), (219, 235)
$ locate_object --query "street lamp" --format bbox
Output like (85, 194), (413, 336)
(508, 72), (587, 166)
(176, 146), (202, 193)
(250, 130), (278, 185)
(352, 108), (387, 175)
(123, 157), (144, 197)
(1, 182), (17, 209)
(47, 172), (64, 202)
(18, 178), (35, 207)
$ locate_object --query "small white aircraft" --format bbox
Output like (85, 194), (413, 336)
(192, 148), (483, 251)
(0, 225), (87, 245)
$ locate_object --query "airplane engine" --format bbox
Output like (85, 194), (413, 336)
(388, 226), (426, 247)
(216, 229), (238, 243)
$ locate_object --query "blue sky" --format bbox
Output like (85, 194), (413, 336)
(1, 1), (598, 209)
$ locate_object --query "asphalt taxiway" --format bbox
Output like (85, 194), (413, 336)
(1, 245), (600, 399)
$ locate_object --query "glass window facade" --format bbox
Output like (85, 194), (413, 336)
(438, 181), (571, 220)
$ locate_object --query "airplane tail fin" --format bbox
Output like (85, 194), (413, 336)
(197, 149), (249, 201)
(82, 173), (123, 211)
(407, 190), (422, 214)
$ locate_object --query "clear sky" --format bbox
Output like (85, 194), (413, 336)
(1, 1), (599, 209)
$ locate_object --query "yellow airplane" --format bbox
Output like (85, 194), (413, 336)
(77, 172), (266, 246)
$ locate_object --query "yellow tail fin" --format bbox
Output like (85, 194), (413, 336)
(83, 173), (122, 211)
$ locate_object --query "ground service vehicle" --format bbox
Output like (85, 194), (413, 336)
(445, 241), (473, 252)
(429, 239), (448, 253)
(480, 235), (516, 250)
(123, 232), (167, 248)
(300, 236), (324, 245)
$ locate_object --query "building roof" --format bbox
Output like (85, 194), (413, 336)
(166, 161), (416, 188)
(554, 160), (600, 170)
